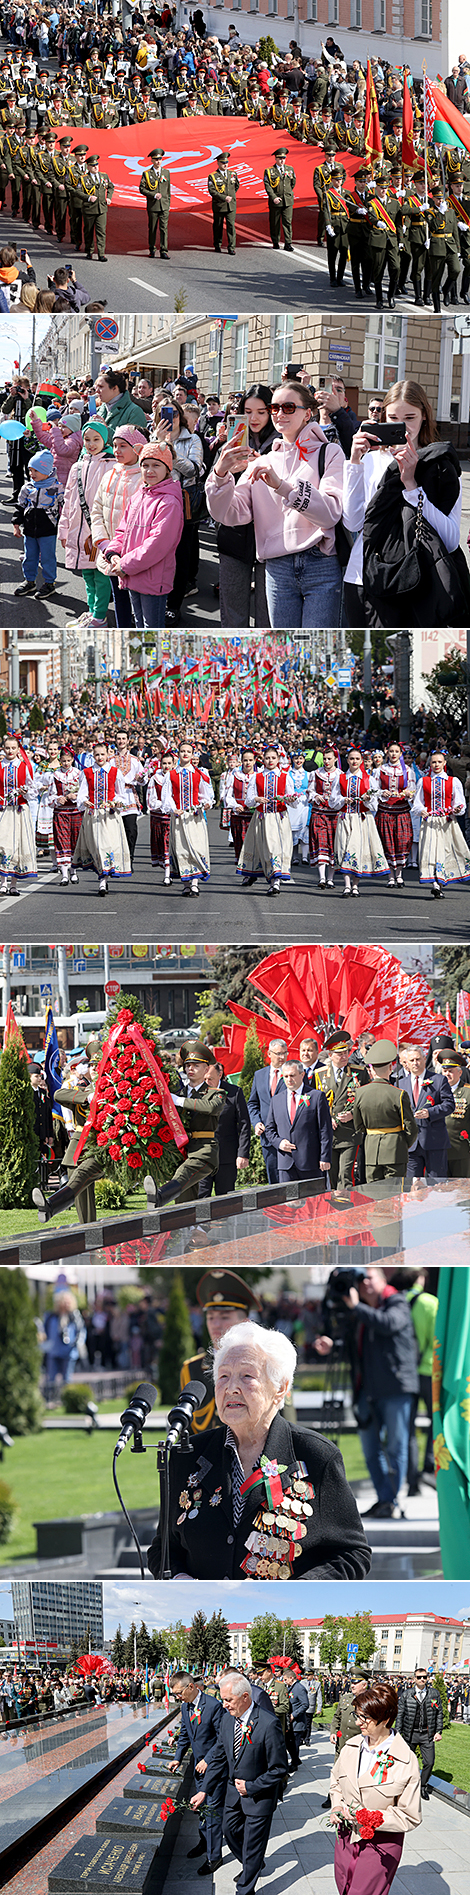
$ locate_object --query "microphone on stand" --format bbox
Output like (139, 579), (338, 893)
(115, 1382), (158, 1457)
(165, 1380), (206, 1449)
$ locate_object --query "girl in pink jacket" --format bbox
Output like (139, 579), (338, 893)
(104, 442), (184, 630)
(92, 424), (145, 631)
(29, 409), (83, 487)
(205, 382), (345, 628)
(59, 419), (114, 628)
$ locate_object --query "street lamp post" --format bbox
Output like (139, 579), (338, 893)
(363, 629), (372, 732)
(7, 628), (20, 730)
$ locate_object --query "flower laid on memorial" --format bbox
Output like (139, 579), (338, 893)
(160, 1798), (176, 1822)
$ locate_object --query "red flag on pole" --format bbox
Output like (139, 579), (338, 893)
(364, 59), (382, 164)
(402, 72), (415, 175)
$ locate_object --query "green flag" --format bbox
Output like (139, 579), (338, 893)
(433, 1268), (470, 1576)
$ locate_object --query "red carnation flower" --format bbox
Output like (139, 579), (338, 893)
(128, 1153), (143, 1169)
(108, 1143), (121, 1160)
(122, 1132), (135, 1148)
(148, 1141), (163, 1159)
(96, 1132), (109, 1147)
(159, 1127), (174, 1144)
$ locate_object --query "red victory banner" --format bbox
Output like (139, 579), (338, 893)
(56, 118), (363, 252)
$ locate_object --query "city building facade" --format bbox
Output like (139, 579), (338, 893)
(228, 1613), (470, 1672)
(11, 1581), (104, 1652)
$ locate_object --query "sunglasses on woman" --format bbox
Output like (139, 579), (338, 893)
(271, 400), (304, 416)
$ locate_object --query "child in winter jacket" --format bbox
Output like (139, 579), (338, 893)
(103, 441), (184, 629)
(13, 450), (62, 598)
(92, 423), (146, 629)
(29, 408), (83, 487)
(59, 419), (114, 628)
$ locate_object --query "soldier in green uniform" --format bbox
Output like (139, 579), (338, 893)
(50, 135), (74, 244)
(179, 1267), (261, 1433)
(79, 151), (115, 262)
(39, 131), (58, 234)
(382, 118), (402, 172)
(263, 146), (296, 251)
(403, 172), (429, 306)
(314, 1031), (368, 1187)
(32, 1038), (104, 1226)
(352, 1039), (418, 1182)
(446, 167), (470, 302)
(313, 153), (335, 247)
(321, 166), (349, 286)
(426, 182), (460, 311)
(139, 146), (171, 259)
(367, 175), (400, 308)
(67, 144), (89, 251)
(345, 165), (373, 298)
(387, 168), (410, 297)
(4, 121), (29, 220)
(437, 1050), (470, 1177)
(334, 1670), (370, 1754)
(258, 1666), (290, 1737)
(207, 148), (239, 254)
(146, 1042), (225, 1207)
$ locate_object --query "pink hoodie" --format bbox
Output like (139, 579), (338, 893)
(60, 450), (113, 571)
(29, 411), (83, 486)
(105, 479), (184, 595)
(205, 420), (344, 559)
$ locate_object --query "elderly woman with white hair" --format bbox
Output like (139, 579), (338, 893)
(147, 1322), (371, 1581)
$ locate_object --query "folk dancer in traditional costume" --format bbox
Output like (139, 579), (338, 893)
(146, 746), (174, 884)
(49, 743), (82, 885)
(331, 747), (388, 897)
(308, 745), (339, 888)
(412, 751), (470, 899)
(373, 741), (414, 887)
(239, 744), (296, 896)
(0, 734), (37, 896)
(288, 753), (311, 863)
(73, 740), (131, 896)
(160, 740), (214, 897)
(224, 749), (255, 862)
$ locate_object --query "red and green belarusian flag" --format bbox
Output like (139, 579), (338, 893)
(424, 74), (470, 153)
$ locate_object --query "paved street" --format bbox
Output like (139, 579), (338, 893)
(163, 1732), (470, 1895)
(1, 811), (468, 944)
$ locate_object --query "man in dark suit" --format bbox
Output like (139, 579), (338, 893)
(198, 1061), (251, 1197)
(401, 1042), (454, 1178)
(169, 1672), (224, 1875)
(191, 1671), (287, 1895)
(265, 1057), (332, 1188)
(287, 1673), (310, 1768)
(248, 1037), (288, 1183)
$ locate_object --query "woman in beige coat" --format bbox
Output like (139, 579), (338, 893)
(329, 1680), (421, 1895)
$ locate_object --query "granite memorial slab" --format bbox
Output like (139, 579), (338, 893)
(48, 1835), (158, 1893)
(96, 1799), (166, 1840)
(124, 1774), (177, 1801)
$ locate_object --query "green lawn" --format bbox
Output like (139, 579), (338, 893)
(432, 1724), (470, 1792)
(0, 1187), (148, 1239)
(0, 1431), (164, 1564)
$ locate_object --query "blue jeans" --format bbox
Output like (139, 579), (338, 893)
(23, 535), (57, 584)
(359, 1395), (412, 1506)
(265, 548), (342, 628)
(129, 590), (167, 628)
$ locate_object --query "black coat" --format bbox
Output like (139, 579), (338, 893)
(396, 1684), (443, 1743)
(362, 443), (470, 628)
(147, 1409), (371, 1581)
(289, 1681), (309, 1733)
(351, 1289), (419, 1401)
(203, 1698), (287, 1805)
(217, 1078), (251, 1166)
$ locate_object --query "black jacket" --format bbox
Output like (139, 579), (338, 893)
(352, 1289), (419, 1400)
(362, 443), (470, 628)
(217, 1077), (251, 1167)
(289, 1681), (309, 1733)
(176, 1689), (223, 1767)
(203, 1699), (287, 1806)
(147, 1409), (371, 1581)
(396, 1684), (443, 1743)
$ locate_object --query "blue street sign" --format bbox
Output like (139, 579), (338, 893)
(12, 953), (25, 969)
(40, 984), (52, 997)
(337, 668), (352, 688)
(346, 1644), (359, 1656)
(74, 960), (87, 974)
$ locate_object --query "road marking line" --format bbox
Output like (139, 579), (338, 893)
(129, 277), (169, 298)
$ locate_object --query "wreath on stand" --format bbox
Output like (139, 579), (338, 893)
(71, 995), (188, 1189)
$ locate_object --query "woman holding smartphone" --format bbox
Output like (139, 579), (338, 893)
(213, 383), (277, 626)
(205, 381), (344, 629)
(342, 380), (467, 628)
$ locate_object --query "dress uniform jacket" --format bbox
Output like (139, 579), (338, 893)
(147, 1410), (371, 1580)
(164, 1082), (225, 1202)
(180, 1348), (221, 1433)
(352, 1078), (417, 1179)
(443, 1075), (470, 1175)
(335, 1689), (365, 1753)
(263, 161), (296, 209)
(54, 1084), (103, 1224)
(315, 1060), (368, 1186)
(139, 165), (171, 212)
(208, 167), (239, 213)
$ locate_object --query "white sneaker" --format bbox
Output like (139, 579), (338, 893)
(163, 866), (171, 886)
(70, 868), (79, 884)
(88, 617), (108, 628)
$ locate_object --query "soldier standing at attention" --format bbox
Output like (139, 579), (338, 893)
(207, 148), (240, 254)
(352, 1040), (418, 1182)
(179, 1268), (261, 1432)
(322, 165), (349, 288)
(437, 1049), (470, 1176)
(146, 1042), (225, 1208)
(139, 146), (171, 258)
(315, 1030), (368, 1189)
(426, 182), (460, 311)
(263, 146), (296, 251)
(79, 151), (115, 262)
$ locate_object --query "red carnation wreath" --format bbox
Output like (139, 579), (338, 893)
(72, 1006), (188, 1186)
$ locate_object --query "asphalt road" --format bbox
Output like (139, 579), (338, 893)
(2, 811), (469, 944)
(0, 195), (453, 314)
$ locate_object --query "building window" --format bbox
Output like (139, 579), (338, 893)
(233, 322), (249, 390)
(364, 314), (405, 390)
(328, 0), (339, 19)
(374, 0), (386, 25)
(287, 0), (294, 13)
(208, 329), (219, 357)
(307, 0), (318, 16)
(393, 1660), (400, 1671)
(415, 0), (431, 33)
(351, 0), (362, 22)
(268, 0), (278, 14)
(272, 313), (295, 384)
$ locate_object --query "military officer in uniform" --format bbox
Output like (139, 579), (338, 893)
(321, 165), (349, 286)
(263, 146), (295, 250)
(352, 1039), (418, 1182)
(437, 1050), (470, 1176)
(50, 135), (74, 243)
(139, 146), (171, 258)
(258, 1666), (290, 1738)
(207, 149), (239, 254)
(32, 1039), (104, 1226)
(426, 182), (460, 311)
(79, 151), (115, 261)
(403, 172), (429, 305)
(367, 174), (400, 308)
(146, 1042), (225, 1207)
(67, 143), (89, 251)
(315, 1031), (368, 1188)
(179, 1267), (261, 1433)
(446, 166), (470, 302)
(382, 117), (402, 171)
(345, 165), (372, 298)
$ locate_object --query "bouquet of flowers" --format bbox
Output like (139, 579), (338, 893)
(325, 1804), (384, 1842)
(72, 997), (188, 1187)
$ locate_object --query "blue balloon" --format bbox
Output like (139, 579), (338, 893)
(0, 419), (26, 440)
(88, 395), (97, 416)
